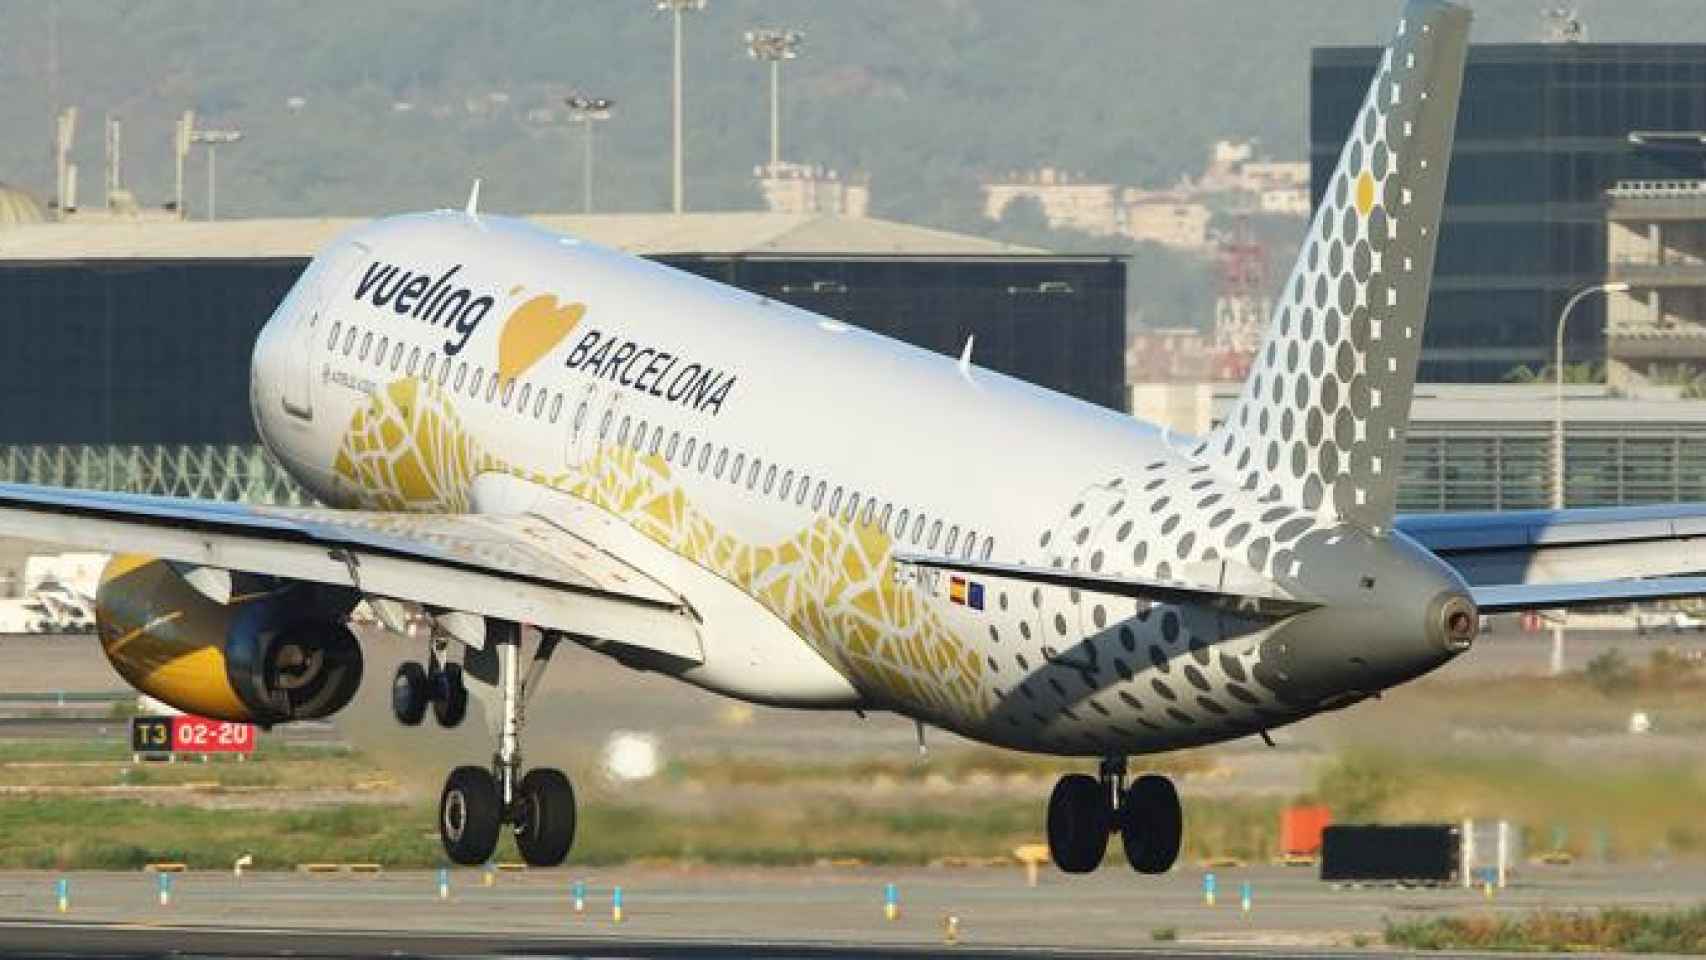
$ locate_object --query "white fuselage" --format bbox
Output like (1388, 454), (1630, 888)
(250, 213), (1430, 758)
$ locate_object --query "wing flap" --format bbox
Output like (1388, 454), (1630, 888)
(1472, 576), (1706, 614)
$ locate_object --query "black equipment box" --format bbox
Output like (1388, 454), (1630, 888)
(1320, 823), (1459, 883)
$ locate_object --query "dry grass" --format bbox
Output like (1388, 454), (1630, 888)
(1386, 906), (1706, 953)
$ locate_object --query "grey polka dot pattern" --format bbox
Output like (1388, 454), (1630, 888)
(939, 1), (1471, 759)
(1201, 7), (1465, 534)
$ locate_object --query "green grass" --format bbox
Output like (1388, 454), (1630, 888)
(1385, 907), (1706, 953)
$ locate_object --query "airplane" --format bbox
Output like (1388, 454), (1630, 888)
(10, 0), (1706, 874)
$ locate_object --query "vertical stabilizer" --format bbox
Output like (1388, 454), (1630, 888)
(1202, 0), (1470, 533)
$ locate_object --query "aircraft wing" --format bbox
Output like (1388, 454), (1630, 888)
(0, 482), (703, 662)
(1398, 504), (1706, 613)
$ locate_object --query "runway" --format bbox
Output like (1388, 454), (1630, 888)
(0, 863), (1696, 958)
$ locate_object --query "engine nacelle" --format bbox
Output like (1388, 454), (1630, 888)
(96, 554), (363, 725)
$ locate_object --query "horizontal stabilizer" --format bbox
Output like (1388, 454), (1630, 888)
(891, 554), (1320, 619)
(1472, 576), (1706, 614)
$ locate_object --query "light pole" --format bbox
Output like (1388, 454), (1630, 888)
(746, 28), (803, 171)
(565, 95), (614, 214)
(1547, 279), (1629, 677)
(1552, 280), (1630, 510)
(656, 0), (706, 214)
(189, 127), (243, 221)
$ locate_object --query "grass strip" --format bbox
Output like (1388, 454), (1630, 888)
(1385, 906), (1706, 953)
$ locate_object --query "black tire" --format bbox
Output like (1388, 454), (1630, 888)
(391, 661), (428, 726)
(432, 663), (468, 729)
(1121, 774), (1183, 875)
(439, 765), (502, 866)
(1046, 773), (1110, 874)
(513, 768), (577, 867)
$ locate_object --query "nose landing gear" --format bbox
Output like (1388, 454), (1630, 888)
(395, 619), (575, 867)
(1046, 757), (1182, 875)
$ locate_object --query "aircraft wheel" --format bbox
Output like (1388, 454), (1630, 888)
(513, 768), (576, 867)
(1121, 774), (1182, 874)
(440, 765), (502, 866)
(1047, 773), (1110, 874)
(432, 663), (468, 728)
(391, 661), (428, 726)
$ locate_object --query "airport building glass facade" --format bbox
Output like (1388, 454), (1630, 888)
(0, 253), (1125, 503)
(1313, 43), (1706, 381)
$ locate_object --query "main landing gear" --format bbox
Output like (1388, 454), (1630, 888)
(1046, 757), (1181, 875)
(391, 621), (575, 867)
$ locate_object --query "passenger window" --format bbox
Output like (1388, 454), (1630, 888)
(422, 352), (435, 380)
(844, 492), (860, 522)
(963, 532), (976, 558)
(407, 347), (420, 375)
(780, 470), (794, 499)
(599, 409), (613, 439)
(391, 341), (404, 371)
(502, 378), (515, 407)
(550, 393), (563, 423)
(455, 362), (467, 390)
(617, 416), (631, 446)
(634, 419), (646, 449)
(470, 368), (485, 396)
(327, 321), (342, 350)
(930, 521), (944, 549)
(982, 539), (994, 561)
(360, 332), (373, 360)
(533, 389), (546, 418)
(343, 328), (357, 354)
(715, 448), (729, 479)
(828, 487), (843, 516)
(519, 383), (532, 412)
(913, 515), (927, 544)
(748, 459), (761, 489)
(895, 509), (909, 537)
(667, 432), (681, 460)
(945, 526), (959, 555)
(812, 481), (826, 510)
(375, 336), (388, 365)
(699, 444), (713, 473)
(486, 374), (499, 402)
(863, 500), (878, 527)
(730, 453), (744, 483)
(764, 465), (777, 494)
(573, 400), (587, 431)
(650, 427), (665, 456)
(438, 358), (451, 386)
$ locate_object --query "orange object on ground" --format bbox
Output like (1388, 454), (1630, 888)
(1281, 805), (1332, 856)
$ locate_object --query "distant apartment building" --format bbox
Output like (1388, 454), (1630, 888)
(1118, 190), (1213, 249)
(755, 162), (870, 218)
(982, 168), (1121, 235)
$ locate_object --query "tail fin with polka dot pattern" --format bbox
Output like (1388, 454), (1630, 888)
(1201, 0), (1469, 534)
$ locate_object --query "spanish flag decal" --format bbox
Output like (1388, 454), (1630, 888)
(949, 577), (984, 611)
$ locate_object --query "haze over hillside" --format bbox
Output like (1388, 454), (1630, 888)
(3, 1), (1701, 331)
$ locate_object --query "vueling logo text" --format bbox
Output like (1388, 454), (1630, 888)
(353, 261), (492, 356)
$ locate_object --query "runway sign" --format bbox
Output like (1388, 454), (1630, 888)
(131, 715), (256, 755)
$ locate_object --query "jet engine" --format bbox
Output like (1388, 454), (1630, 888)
(96, 554), (363, 725)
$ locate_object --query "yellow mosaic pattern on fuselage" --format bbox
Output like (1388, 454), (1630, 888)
(331, 378), (985, 723)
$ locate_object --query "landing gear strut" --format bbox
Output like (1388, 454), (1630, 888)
(1046, 757), (1181, 875)
(427, 622), (575, 867)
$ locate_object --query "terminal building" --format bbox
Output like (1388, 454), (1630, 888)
(0, 209), (1125, 504)
(1312, 41), (1706, 381)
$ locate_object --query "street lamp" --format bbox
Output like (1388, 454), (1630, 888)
(186, 123), (243, 219)
(655, 0), (707, 214)
(565, 95), (615, 214)
(746, 28), (803, 171)
(1551, 280), (1631, 509)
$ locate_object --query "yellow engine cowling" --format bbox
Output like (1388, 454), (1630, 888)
(96, 554), (364, 725)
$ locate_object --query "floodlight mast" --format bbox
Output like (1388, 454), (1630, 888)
(565, 95), (615, 214)
(655, 0), (706, 214)
(745, 28), (803, 170)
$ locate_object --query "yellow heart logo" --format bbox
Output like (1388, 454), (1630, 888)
(498, 294), (585, 382)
